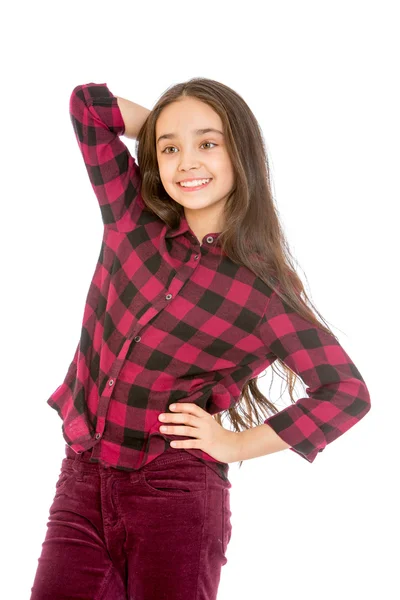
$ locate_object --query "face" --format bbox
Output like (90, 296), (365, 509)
(155, 97), (235, 226)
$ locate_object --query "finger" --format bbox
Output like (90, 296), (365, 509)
(161, 413), (197, 426)
(160, 425), (199, 437)
(170, 403), (204, 416)
(171, 439), (201, 449)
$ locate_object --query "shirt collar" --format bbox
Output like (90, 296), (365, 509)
(165, 212), (221, 246)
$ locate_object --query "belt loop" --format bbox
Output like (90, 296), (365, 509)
(72, 450), (83, 473)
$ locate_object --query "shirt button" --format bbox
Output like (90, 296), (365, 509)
(134, 335), (141, 342)
(95, 433), (101, 440)
(165, 293), (173, 300)
(108, 379), (114, 386)
(194, 254), (199, 260)
(206, 236), (214, 243)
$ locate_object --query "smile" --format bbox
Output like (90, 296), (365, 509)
(178, 178), (212, 191)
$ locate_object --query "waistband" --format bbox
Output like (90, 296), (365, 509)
(63, 444), (206, 471)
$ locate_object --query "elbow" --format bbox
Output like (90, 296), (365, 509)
(352, 379), (371, 420)
(361, 380), (372, 413)
(69, 84), (83, 117)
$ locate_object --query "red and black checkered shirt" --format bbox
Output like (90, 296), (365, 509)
(47, 82), (371, 481)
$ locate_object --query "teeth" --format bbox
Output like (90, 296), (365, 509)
(179, 178), (210, 187)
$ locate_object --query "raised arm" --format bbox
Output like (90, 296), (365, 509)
(69, 82), (145, 230)
(116, 96), (151, 139)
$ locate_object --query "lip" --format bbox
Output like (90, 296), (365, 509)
(177, 179), (212, 192)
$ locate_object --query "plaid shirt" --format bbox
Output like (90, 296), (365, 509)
(47, 82), (371, 480)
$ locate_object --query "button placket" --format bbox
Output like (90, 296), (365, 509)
(95, 377), (115, 441)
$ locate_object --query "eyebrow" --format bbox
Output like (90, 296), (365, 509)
(156, 128), (224, 145)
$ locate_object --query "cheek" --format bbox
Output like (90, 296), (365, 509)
(214, 154), (233, 174)
(215, 158), (235, 186)
(158, 163), (175, 186)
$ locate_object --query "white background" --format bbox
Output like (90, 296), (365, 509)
(2, 1), (398, 598)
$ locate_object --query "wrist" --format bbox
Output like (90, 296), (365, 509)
(233, 424), (290, 462)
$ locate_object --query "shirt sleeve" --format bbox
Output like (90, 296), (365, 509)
(258, 287), (371, 463)
(69, 82), (143, 230)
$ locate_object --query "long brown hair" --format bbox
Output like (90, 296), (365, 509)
(135, 77), (341, 468)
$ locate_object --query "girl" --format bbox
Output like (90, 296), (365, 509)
(30, 79), (371, 600)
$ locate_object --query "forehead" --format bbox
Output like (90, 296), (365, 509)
(156, 97), (223, 134)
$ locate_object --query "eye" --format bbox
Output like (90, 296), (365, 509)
(162, 146), (177, 154)
(161, 142), (217, 154)
(201, 142), (217, 150)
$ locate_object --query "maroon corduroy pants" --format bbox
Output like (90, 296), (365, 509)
(30, 444), (233, 600)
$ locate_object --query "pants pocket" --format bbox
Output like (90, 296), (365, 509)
(142, 457), (207, 498)
(54, 469), (74, 495)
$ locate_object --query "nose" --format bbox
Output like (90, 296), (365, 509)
(178, 148), (201, 171)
